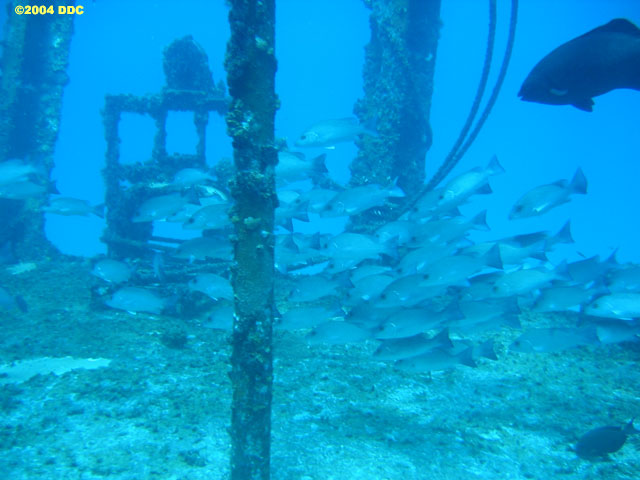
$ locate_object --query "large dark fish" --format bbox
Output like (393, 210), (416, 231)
(519, 18), (640, 111)
(575, 419), (639, 459)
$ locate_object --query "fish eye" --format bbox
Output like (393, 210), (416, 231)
(515, 205), (523, 212)
(300, 135), (306, 140)
(380, 293), (387, 300)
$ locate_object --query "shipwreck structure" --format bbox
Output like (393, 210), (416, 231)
(101, 36), (228, 259)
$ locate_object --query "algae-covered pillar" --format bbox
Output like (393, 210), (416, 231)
(352, 0), (440, 218)
(224, 1), (278, 479)
(0, 0), (75, 259)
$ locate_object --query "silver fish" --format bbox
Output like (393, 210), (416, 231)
(288, 275), (342, 303)
(396, 242), (457, 276)
(295, 117), (375, 148)
(276, 152), (328, 185)
(91, 259), (133, 284)
(375, 274), (446, 308)
(374, 303), (462, 340)
(373, 329), (453, 361)
(321, 232), (394, 263)
(395, 347), (476, 373)
(321, 183), (404, 218)
(105, 287), (168, 314)
(407, 210), (489, 248)
(173, 236), (233, 262)
(42, 197), (104, 218)
(593, 319), (640, 344)
(277, 306), (339, 331)
(188, 273), (233, 301)
(349, 264), (392, 284)
(0, 159), (43, 185)
(436, 155), (504, 210)
(510, 326), (598, 353)
(182, 203), (230, 230)
(302, 188), (339, 213)
(568, 251), (617, 284)
(133, 192), (198, 223)
(450, 298), (521, 335)
(305, 320), (371, 344)
(171, 168), (215, 188)
(509, 167), (587, 219)
(202, 301), (234, 330)
(375, 220), (416, 244)
(490, 264), (565, 298)
(419, 245), (502, 288)
(0, 181), (50, 200)
(532, 285), (601, 313)
(347, 274), (395, 303)
(584, 292), (640, 320)
(607, 265), (640, 292)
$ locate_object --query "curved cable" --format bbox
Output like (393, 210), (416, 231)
(400, 0), (519, 218)
(428, 0), (519, 188)
(426, 0), (497, 190)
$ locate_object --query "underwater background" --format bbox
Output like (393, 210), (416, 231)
(1, 0), (640, 479)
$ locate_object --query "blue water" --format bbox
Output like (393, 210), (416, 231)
(41, 0), (640, 261)
(2, 1), (640, 479)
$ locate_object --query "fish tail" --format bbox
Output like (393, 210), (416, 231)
(487, 155), (505, 176)
(93, 203), (105, 218)
(570, 167), (588, 194)
(310, 154), (328, 184)
(457, 347), (477, 368)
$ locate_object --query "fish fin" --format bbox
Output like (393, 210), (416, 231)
(293, 212), (309, 223)
(48, 181), (60, 195)
(604, 248), (619, 267)
(433, 328), (454, 349)
(457, 347), (477, 368)
(588, 18), (640, 37)
(280, 234), (299, 252)
(554, 260), (571, 280)
(477, 339), (498, 360)
(510, 231), (548, 247)
(572, 98), (594, 112)
(545, 220), (574, 250)
(502, 313), (522, 329)
(487, 155), (505, 175)
(93, 203), (105, 218)
(472, 210), (490, 231)
(311, 154), (329, 176)
(483, 243), (503, 270)
(570, 167), (588, 194)
(279, 217), (294, 232)
(475, 183), (493, 195)
(386, 178), (405, 198)
(530, 251), (548, 262)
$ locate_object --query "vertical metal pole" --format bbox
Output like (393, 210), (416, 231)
(0, 0), (75, 259)
(225, 1), (278, 479)
(352, 0), (441, 228)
